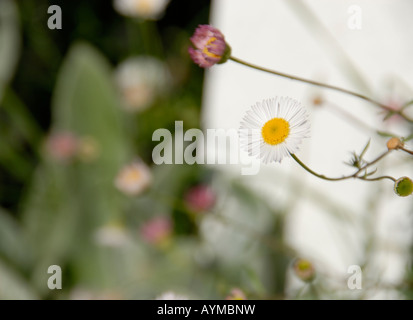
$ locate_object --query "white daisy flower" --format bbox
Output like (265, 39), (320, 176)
(114, 160), (152, 196)
(113, 0), (170, 20)
(239, 97), (310, 164)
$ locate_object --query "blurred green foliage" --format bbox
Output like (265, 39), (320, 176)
(0, 0), (412, 300)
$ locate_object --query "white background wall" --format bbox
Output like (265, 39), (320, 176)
(202, 0), (413, 298)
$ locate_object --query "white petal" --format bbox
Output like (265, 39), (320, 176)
(239, 96), (310, 164)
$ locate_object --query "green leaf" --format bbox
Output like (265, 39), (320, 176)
(0, 259), (38, 300)
(0, 209), (31, 269)
(0, 0), (20, 102)
(383, 111), (396, 121)
(402, 133), (413, 142)
(51, 42), (130, 226)
(377, 131), (396, 138)
(22, 43), (130, 293)
(359, 139), (370, 159)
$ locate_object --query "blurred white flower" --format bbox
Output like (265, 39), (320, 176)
(114, 160), (152, 196)
(94, 224), (130, 248)
(114, 56), (171, 112)
(156, 291), (189, 300)
(113, 0), (170, 20)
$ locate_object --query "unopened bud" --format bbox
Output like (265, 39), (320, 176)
(387, 137), (403, 150)
(394, 177), (413, 197)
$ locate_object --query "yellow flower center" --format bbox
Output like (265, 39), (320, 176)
(261, 118), (290, 145)
(135, 0), (153, 15)
(125, 168), (141, 183)
(297, 260), (312, 271)
(202, 37), (222, 59)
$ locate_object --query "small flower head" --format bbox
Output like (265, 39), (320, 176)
(189, 25), (231, 68)
(293, 258), (316, 282)
(239, 97), (310, 163)
(140, 216), (172, 245)
(225, 288), (247, 300)
(184, 185), (216, 213)
(312, 95), (323, 106)
(44, 132), (79, 162)
(386, 137), (404, 150)
(77, 136), (100, 162)
(394, 177), (413, 197)
(114, 56), (170, 112)
(115, 160), (152, 196)
(113, 0), (170, 20)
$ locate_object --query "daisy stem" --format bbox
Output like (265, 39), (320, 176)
(291, 151), (394, 182)
(290, 154), (350, 181)
(361, 176), (396, 182)
(400, 146), (413, 156)
(229, 56), (413, 122)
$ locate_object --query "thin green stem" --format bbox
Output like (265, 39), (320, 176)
(401, 100), (413, 111)
(361, 176), (396, 182)
(291, 151), (393, 183)
(229, 56), (413, 122)
(291, 154), (350, 181)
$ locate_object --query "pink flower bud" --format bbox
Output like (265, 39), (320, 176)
(184, 185), (216, 213)
(45, 132), (78, 162)
(140, 216), (172, 245)
(188, 25), (231, 68)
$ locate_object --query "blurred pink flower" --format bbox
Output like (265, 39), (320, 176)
(188, 25), (230, 68)
(140, 216), (172, 245)
(184, 185), (216, 213)
(44, 132), (78, 162)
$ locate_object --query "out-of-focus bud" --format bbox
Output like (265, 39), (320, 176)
(184, 185), (216, 213)
(394, 177), (413, 197)
(293, 258), (316, 282)
(225, 288), (247, 300)
(140, 216), (172, 246)
(114, 160), (152, 196)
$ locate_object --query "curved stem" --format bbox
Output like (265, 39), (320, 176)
(290, 154), (354, 181)
(361, 176), (396, 182)
(400, 147), (413, 156)
(229, 56), (413, 122)
(401, 100), (413, 111)
(291, 151), (393, 183)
